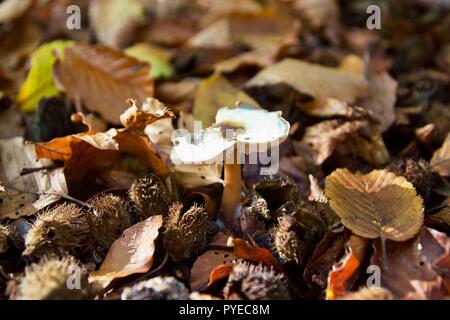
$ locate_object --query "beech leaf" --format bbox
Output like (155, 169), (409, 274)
(325, 169), (424, 242)
(89, 215), (163, 289)
(54, 44), (153, 124)
(246, 58), (368, 103)
(430, 132), (450, 177)
(16, 40), (74, 112)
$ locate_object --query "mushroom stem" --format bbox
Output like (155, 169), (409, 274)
(220, 162), (242, 229)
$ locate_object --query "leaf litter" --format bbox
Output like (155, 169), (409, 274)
(0, 0), (449, 301)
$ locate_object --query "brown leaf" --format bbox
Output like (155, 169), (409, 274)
(88, 0), (145, 48)
(293, 119), (365, 165)
(190, 249), (236, 292)
(214, 47), (278, 73)
(0, 137), (67, 220)
(360, 71), (398, 132)
(370, 228), (449, 299)
(308, 175), (327, 203)
(0, 0), (32, 23)
(325, 169), (424, 242)
(326, 235), (370, 299)
(89, 215), (163, 289)
(54, 44), (153, 124)
(34, 103), (172, 181)
(430, 132), (450, 177)
(120, 98), (175, 132)
(246, 58), (368, 103)
(304, 231), (345, 288)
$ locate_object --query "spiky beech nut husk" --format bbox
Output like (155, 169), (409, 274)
(271, 215), (302, 265)
(390, 159), (432, 201)
(339, 287), (393, 300)
(87, 194), (133, 250)
(163, 202), (217, 262)
(17, 255), (92, 300)
(0, 224), (11, 254)
(24, 204), (92, 258)
(223, 261), (290, 300)
(129, 174), (171, 220)
(121, 276), (189, 300)
(254, 175), (299, 211)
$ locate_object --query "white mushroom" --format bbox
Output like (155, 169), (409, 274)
(171, 103), (290, 229)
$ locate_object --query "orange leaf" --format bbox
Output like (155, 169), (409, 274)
(89, 215), (163, 289)
(326, 235), (370, 300)
(34, 103), (173, 181)
(190, 249), (236, 292)
(230, 238), (281, 271)
(207, 264), (233, 288)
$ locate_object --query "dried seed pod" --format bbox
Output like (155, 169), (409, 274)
(17, 256), (92, 300)
(390, 159), (432, 201)
(339, 287), (393, 300)
(129, 174), (171, 220)
(254, 175), (299, 211)
(24, 204), (91, 258)
(163, 203), (217, 262)
(223, 261), (290, 300)
(0, 224), (11, 254)
(271, 215), (302, 264)
(121, 276), (189, 300)
(88, 194), (133, 250)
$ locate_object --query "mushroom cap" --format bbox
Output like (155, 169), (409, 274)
(171, 104), (289, 164)
(215, 104), (290, 152)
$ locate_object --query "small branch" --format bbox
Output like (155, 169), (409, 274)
(3, 183), (92, 209)
(19, 165), (59, 176)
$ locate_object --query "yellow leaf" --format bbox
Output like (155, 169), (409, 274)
(16, 40), (73, 112)
(125, 43), (174, 79)
(193, 73), (260, 128)
(246, 58), (368, 103)
(325, 169), (424, 241)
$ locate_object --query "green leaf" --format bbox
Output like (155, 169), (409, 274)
(16, 40), (74, 112)
(125, 43), (173, 80)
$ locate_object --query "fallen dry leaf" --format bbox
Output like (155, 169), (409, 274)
(0, 137), (67, 220)
(303, 231), (345, 288)
(229, 237), (281, 271)
(246, 58), (368, 103)
(370, 228), (449, 299)
(325, 169), (424, 241)
(190, 248), (237, 292)
(214, 47), (278, 73)
(430, 132), (450, 177)
(326, 234), (370, 300)
(34, 102), (173, 181)
(89, 215), (163, 289)
(193, 73), (260, 128)
(294, 119), (365, 165)
(360, 71), (398, 132)
(54, 44), (153, 124)
(0, 0), (32, 23)
(88, 0), (145, 48)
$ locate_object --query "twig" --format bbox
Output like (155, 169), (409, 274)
(19, 165), (59, 176)
(3, 183), (92, 209)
